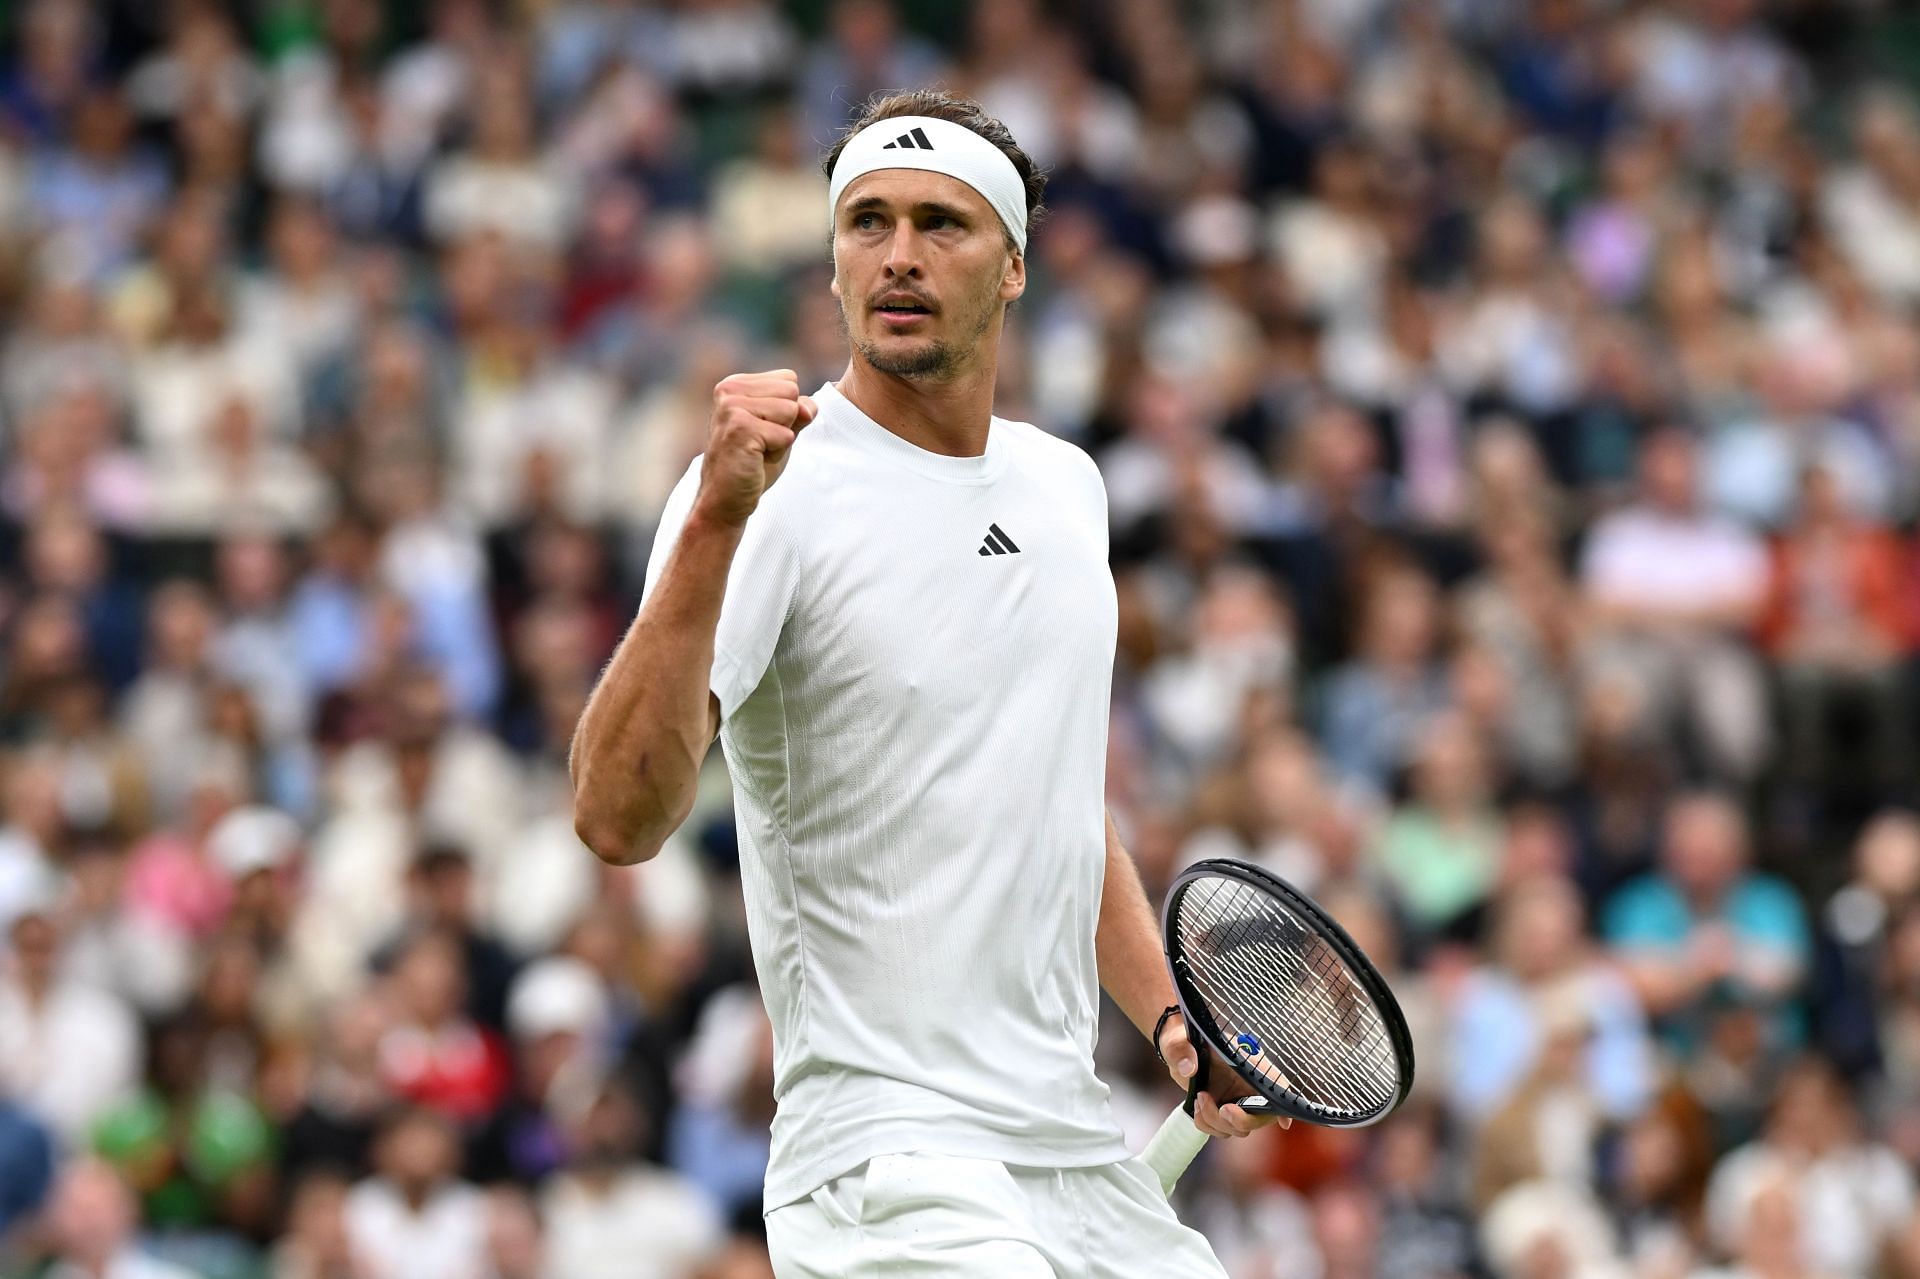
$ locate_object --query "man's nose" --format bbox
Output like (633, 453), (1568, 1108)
(883, 223), (924, 277)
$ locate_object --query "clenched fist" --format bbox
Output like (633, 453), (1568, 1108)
(693, 370), (819, 527)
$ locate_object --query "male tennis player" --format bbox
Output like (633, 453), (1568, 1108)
(570, 90), (1279, 1276)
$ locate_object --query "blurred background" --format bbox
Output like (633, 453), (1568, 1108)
(3, 0), (1920, 1276)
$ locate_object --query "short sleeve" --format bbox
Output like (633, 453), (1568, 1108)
(643, 458), (801, 721)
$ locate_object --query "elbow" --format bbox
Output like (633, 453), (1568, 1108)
(573, 806), (664, 866)
(568, 806), (660, 868)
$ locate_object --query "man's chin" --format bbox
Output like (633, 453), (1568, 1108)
(858, 334), (956, 379)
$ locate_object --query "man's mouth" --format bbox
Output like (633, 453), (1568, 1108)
(874, 296), (935, 317)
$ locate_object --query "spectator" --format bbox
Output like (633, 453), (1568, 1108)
(1604, 794), (1809, 1057)
(1449, 874), (1655, 1125)
(268, 1170), (360, 1279)
(1470, 986), (1611, 1213)
(0, 751), (68, 930)
(40, 1157), (196, 1279)
(1373, 1101), (1477, 1279)
(423, 74), (575, 254)
(0, 903), (141, 1150)
(1478, 1178), (1626, 1279)
(1456, 505), (1581, 789)
(1821, 89), (1920, 308)
(91, 1009), (277, 1236)
(342, 1108), (486, 1279)
(1811, 810), (1920, 1076)
(797, 0), (946, 149)
(469, 953), (610, 1183)
(1319, 564), (1452, 793)
(60, 829), (192, 1018)
(1373, 714), (1505, 940)
(22, 507), (146, 698)
(1579, 429), (1770, 784)
(709, 108), (829, 279)
(373, 928), (510, 1126)
(542, 1082), (724, 1279)
(1756, 464), (1911, 801)
(278, 992), (392, 1182)
(116, 581), (228, 826)
(375, 843), (516, 1034)
(25, 87), (168, 283)
(1184, 1124), (1317, 1279)
(1601, 1089), (1716, 1279)
(236, 198), (360, 391)
(1703, 1058), (1913, 1279)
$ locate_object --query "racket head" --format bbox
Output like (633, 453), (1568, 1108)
(1162, 858), (1415, 1128)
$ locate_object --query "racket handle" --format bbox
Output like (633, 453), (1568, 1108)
(1140, 1104), (1210, 1197)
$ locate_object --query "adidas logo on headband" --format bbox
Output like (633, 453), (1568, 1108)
(882, 127), (935, 151)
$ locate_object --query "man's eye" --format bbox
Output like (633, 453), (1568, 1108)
(926, 215), (956, 230)
(855, 213), (882, 230)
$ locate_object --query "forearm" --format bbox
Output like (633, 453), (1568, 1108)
(570, 511), (740, 864)
(1095, 810), (1178, 1039)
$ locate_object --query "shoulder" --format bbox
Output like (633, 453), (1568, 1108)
(1602, 876), (1684, 934)
(996, 416), (1106, 505)
(997, 416), (1100, 473)
(1732, 875), (1809, 924)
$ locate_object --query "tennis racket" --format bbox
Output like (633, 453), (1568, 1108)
(1139, 858), (1415, 1195)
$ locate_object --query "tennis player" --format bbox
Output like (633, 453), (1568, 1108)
(570, 90), (1280, 1276)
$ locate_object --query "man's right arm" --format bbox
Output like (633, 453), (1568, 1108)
(569, 370), (816, 865)
(568, 510), (736, 865)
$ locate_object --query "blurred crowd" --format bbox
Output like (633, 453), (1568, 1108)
(4, 0), (1920, 1276)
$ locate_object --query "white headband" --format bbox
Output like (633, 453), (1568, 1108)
(827, 114), (1029, 254)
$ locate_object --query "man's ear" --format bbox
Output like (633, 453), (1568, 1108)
(1000, 251), (1027, 303)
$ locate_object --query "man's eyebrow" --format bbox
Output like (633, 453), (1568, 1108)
(843, 195), (975, 221)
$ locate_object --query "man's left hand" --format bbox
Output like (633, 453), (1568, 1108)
(1156, 1011), (1292, 1139)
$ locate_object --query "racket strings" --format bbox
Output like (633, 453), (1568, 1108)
(1190, 882), (1396, 1101)
(1180, 933), (1382, 1116)
(1194, 890), (1396, 1113)
(1177, 901), (1361, 1105)
(1179, 901), (1392, 1118)
(1175, 876), (1401, 1120)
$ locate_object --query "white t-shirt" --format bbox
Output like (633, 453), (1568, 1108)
(342, 1178), (487, 1279)
(541, 1167), (723, 1279)
(644, 381), (1129, 1209)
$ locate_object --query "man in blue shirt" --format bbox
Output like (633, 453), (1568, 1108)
(1603, 792), (1809, 1053)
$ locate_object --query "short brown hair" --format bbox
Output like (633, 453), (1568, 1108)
(822, 90), (1047, 253)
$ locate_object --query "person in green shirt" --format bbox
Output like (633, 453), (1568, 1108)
(1374, 713), (1506, 941)
(92, 1011), (278, 1237)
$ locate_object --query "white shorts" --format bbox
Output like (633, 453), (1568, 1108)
(765, 1152), (1229, 1278)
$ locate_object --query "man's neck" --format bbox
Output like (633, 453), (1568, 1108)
(837, 355), (1000, 457)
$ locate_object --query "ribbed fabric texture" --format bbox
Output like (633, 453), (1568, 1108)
(643, 385), (1130, 1210)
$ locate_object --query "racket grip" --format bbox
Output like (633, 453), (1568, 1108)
(1140, 1104), (1210, 1197)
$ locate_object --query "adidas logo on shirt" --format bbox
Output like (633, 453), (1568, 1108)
(881, 127), (936, 151)
(977, 524), (1021, 556)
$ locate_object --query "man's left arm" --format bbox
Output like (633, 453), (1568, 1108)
(1095, 810), (1284, 1139)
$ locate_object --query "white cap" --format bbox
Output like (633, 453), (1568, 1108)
(506, 957), (610, 1041)
(206, 806), (302, 879)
